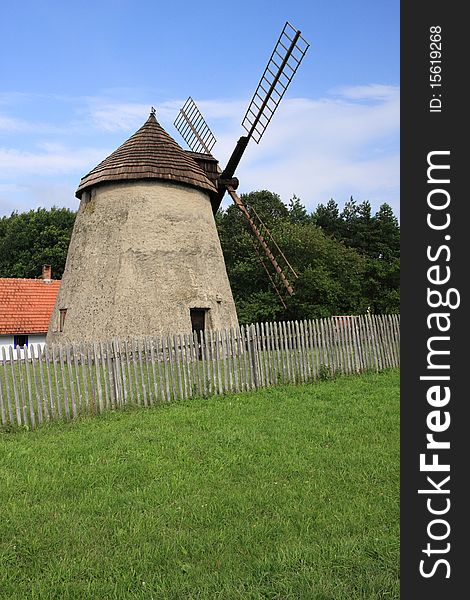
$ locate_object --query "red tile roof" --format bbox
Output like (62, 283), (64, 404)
(0, 278), (60, 335)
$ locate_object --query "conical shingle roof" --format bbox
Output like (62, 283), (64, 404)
(75, 112), (217, 198)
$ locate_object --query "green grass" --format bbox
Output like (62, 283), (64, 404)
(0, 370), (399, 599)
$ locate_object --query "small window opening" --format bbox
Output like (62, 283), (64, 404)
(14, 335), (28, 349)
(190, 308), (208, 359)
(59, 308), (67, 332)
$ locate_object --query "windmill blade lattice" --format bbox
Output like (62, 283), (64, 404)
(242, 21), (310, 144)
(174, 97), (217, 155)
(225, 184), (298, 297)
(219, 21), (309, 184)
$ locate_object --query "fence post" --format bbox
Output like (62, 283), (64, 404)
(249, 324), (260, 388)
(0, 356), (6, 426)
(1, 347), (14, 425)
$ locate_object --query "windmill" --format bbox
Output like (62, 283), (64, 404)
(46, 22), (309, 346)
(174, 21), (310, 307)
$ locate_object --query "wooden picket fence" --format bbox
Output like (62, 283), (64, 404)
(0, 314), (400, 430)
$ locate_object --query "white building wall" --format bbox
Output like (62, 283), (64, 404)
(0, 334), (47, 359)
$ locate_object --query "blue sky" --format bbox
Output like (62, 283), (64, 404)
(0, 0), (399, 217)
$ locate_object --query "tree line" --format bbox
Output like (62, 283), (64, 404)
(0, 207), (75, 280)
(0, 192), (399, 324)
(216, 191), (399, 323)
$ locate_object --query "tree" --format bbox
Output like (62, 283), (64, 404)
(312, 199), (341, 236)
(362, 256), (400, 313)
(313, 198), (399, 263)
(288, 194), (310, 224)
(240, 189), (289, 227)
(272, 220), (367, 319)
(216, 192), (285, 324)
(372, 203), (400, 261)
(217, 193), (370, 323)
(0, 207), (76, 278)
(340, 198), (376, 257)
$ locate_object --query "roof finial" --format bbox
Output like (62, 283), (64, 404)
(150, 106), (156, 117)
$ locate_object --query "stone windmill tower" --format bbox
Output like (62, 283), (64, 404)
(47, 110), (239, 344)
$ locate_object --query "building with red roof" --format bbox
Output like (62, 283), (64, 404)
(0, 265), (60, 356)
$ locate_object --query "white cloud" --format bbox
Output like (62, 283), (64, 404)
(212, 86), (399, 214)
(0, 182), (78, 216)
(0, 183), (27, 193)
(0, 115), (25, 131)
(0, 114), (61, 133)
(332, 83), (399, 102)
(85, 100), (152, 132)
(0, 84), (399, 217)
(195, 99), (248, 122)
(0, 145), (108, 177)
(84, 97), (193, 132)
(82, 96), (245, 136)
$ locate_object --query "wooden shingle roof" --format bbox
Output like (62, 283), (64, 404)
(0, 278), (60, 335)
(76, 112), (218, 198)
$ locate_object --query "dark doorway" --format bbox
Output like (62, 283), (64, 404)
(190, 308), (206, 333)
(190, 308), (207, 358)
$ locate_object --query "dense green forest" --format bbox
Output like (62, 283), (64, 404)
(0, 207), (75, 280)
(216, 191), (399, 322)
(0, 192), (399, 323)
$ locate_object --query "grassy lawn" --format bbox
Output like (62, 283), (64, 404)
(0, 370), (399, 599)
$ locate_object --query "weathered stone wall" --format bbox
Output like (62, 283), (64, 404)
(47, 180), (239, 344)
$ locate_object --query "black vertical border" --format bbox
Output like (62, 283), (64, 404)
(401, 3), (467, 598)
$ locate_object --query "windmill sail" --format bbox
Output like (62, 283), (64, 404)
(225, 185), (298, 298)
(173, 22), (309, 303)
(220, 21), (309, 184)
(242, 21), (310, 144)
(218, 21), (309, 298)
(174, 97), (216, 155)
